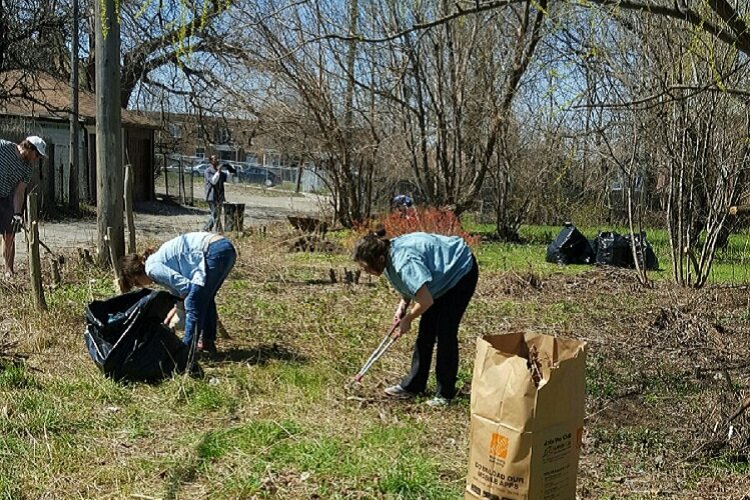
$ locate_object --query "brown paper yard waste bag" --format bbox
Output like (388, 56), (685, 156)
(466, 333), (586, 500)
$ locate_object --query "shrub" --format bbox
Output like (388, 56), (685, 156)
(362, 207), (480, 246)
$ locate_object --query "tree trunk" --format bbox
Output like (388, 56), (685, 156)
(69, 0), (80, 211)
(342, 0), (359, 225)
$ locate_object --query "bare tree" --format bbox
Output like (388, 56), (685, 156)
(0, 0), (69, 101)
(78, 0), (235, 108)
(69, 0), (80, 211)
(220, 0), (384, 226)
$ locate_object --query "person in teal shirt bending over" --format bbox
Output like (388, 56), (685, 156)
(354, 229), (479, 406)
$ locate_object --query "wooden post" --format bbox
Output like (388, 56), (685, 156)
(189, 162), (194, 206)
(124, 164), (136, 254)
(179, 157), (185, 204)
(27, 193), (47, 311)
(106, 226), (126, 293)
(50, 257), (61, 286)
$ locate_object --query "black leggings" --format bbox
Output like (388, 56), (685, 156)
(400, 255), (478, 399)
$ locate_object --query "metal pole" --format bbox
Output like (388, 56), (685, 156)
(164, 153), (168, 197)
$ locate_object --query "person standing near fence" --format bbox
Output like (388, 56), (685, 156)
(203, 155), (227, 232)
(0, 136), (46, 277)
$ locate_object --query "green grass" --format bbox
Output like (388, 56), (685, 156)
(2, 225), (750, 496)
(466, 222), (750, 284)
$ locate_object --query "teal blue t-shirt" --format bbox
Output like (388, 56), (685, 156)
(383, 232), (473, 300)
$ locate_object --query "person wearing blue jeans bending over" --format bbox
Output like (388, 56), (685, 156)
(354, 229), (479, 407)
(120, 232), (237, 354)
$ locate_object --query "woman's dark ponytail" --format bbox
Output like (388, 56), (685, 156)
(353, 226), (390, 272)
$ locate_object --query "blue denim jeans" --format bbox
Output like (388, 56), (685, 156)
(183, 238), (236, 346)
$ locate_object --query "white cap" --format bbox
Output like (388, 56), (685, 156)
(25, 136), (47, 158)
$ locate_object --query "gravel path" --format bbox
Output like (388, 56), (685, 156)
(16, 184), (326, 261)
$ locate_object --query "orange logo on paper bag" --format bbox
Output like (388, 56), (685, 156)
(489, 433), (509, 459)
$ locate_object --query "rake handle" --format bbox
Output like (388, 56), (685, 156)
(354, 321), (401, 381)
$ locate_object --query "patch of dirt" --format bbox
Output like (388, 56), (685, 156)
(475, 265), (750, 496)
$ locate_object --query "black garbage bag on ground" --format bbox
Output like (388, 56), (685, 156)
(594, 231), (631, 267)
(84, 288), (197, 382)
(594, 231), (659, 270)
(623, 232), (659, 270)
(546, 223), (596, 264)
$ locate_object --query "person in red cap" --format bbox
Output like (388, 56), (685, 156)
(0, 136), (46, 276)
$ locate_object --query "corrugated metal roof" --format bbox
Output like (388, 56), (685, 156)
(0, 73), (159, 128)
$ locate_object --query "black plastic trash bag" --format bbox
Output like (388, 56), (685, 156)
(623, 232), (659, 270)
(84, 288), (197, 382)
(546, 223), (595, 264)
(594, 231), (631, 267)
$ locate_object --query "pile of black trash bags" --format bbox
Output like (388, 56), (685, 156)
(546, 222), (658, 270)
(84, 288), (200, 383)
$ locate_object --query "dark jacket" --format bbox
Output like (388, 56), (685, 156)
(204, 166), (227, 203)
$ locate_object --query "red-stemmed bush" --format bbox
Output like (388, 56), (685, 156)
(363, 207), (480, 246)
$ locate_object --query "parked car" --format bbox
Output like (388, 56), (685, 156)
(192, 163), (209, 177)
(236, 164), (281, 187)
(192, 163), (241, 182)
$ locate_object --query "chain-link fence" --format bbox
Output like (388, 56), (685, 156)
(154, 154), (328, 204)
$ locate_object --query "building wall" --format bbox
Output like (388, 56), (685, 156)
(124, 127), (155, 202)
(85, 125), (156, 203)
(1, 115), (157, 207)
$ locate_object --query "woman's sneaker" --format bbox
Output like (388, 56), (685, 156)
(426, 396), (451, 407)
(384, 384), (415, 399)
(197, 340), (217, 354)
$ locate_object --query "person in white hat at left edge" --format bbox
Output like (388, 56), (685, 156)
(0, 135), (46, 276)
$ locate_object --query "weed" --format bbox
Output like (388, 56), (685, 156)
(709, 456), (750, 475)
(0, 362), (37, 389)
(1, 224), (750, 497)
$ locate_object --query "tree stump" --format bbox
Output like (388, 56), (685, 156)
(223, 203), (245, 232)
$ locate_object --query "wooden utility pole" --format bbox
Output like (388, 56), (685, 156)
(95, 0), (124, 266)
(68, 0), (80, 211)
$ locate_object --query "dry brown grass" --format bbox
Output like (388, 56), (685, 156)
(0, 228), (748, 498)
